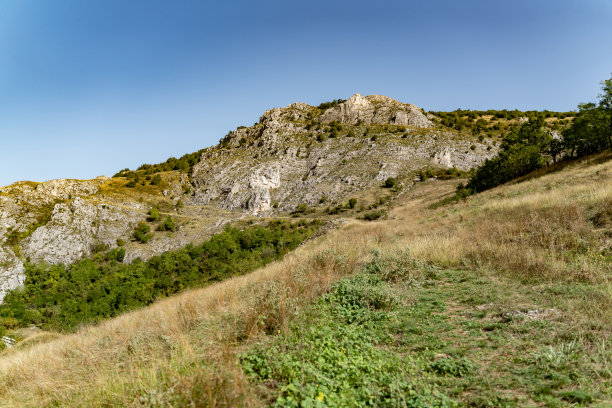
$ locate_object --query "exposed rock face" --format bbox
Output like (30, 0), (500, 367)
(0, 178), (146, 300)
(191, 95), (495, 213)
(0, 247), (24, 302)
(320, 94), (433, 127)
(21, 197), (143, 265)
(0, 93), (497, 302)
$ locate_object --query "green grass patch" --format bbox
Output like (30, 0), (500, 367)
(241, 251), (612, 407)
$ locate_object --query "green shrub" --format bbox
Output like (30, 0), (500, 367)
(147, 207), (160, 222)
(317, 99), (346, 110)
(157, 216), (176, 232)
(362, 210), (386, 221)
(348, 198), (358, 209)
(133, 222), (151, 243)
(150, 174), (162, 186)
(0, 221), (322, 332)
(383, 177), (397, 188)
(428, 357), (473, 377)
(240, 272), (454, 407)
(467, 118), (549, 193)
(291, 203), (313, 216)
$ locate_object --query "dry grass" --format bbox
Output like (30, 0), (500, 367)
(0, 153), (610, 406)
(0, 221), (380, 407)
(392, 152), (612, 284)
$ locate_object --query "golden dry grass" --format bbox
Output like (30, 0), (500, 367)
(0, 153), (610, 407)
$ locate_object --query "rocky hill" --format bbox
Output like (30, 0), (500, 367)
(0, 94), (497, 301)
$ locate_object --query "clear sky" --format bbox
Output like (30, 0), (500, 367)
(1, 0), (611, 187)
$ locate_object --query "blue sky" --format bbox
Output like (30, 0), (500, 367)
(1, 0), (611, 187)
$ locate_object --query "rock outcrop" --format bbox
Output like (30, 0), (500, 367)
(0, 93), (497, 302)
(320, 94), (433, 127)
(191, 95), (494, 213)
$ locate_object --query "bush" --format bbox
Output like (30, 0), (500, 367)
(362, 210), (386, 221)
(133, 222), (151, 243)
(317, 99), (346, 110)
(466, 118), (549, 193)
(291, 203), (313, 216)
(348, 198), (358, 209)
(157, 216), (176, 232)
(147, 207), (160, 222)
(150, 174), (162, 186)
(0, 220), (322, 332)
(428, 357), (473, 377)
(383, 177), (397, 188)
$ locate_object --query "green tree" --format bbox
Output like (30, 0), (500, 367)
(599, 74), (612, 140)
(133, 222), (151, 243)
(467, 118), (549, 193)
(147, 207), (160, 222)
(150, 174), (162, 186)
(563, 74), (612, 157)
(383, 177), (397, 188)
(157, 216), (176, 232)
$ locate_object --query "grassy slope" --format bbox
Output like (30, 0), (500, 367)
(0, 152), (610, 407)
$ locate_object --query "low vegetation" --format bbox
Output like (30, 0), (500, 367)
(113, 148), (206, 179)
(437, 74), (612, 202)
(0, 149), (609, 406)
(430, 108), (574, 136)
(0, 82), (611, 406)
(0, 220), (321, 332)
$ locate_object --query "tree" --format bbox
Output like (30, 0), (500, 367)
(157, 216), (176, 232)
(133, 222), (151, 243)
(548, 138), (564, 163)
(147, 207), (160, 222)
(383, 177), (397, 188)
(467, 118), (548, 193)
(563, 73), (612, 157)
(150, 174), (162, 186)
(598, 74), (612, 147)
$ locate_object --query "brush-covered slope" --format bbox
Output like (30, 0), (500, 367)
(0, 94), (497, 301)
(0, 150), (609, 407)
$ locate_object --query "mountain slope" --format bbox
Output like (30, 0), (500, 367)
(0, 94), (496, 301)
(0, 150), (609, 407)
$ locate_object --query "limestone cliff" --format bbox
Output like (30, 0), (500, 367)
(0, 94), (497, 301)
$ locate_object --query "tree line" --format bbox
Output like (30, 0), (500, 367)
(0, 220), (321, 334)
(459, 74), (612, 194)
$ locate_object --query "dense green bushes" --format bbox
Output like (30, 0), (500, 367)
(431, 108), (573, 134)
(113, 149), (206, 179)
(466, 117), (550, 193)
(317, 99), (346, 110)
(450, 74), (612, 197)
(0, 220), (321, 332)
(133, 221), (151, 243)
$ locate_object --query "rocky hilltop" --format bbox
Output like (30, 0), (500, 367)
(0, 94), (497, 301)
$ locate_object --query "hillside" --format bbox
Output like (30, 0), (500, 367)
(0, 94), (502, 302)
(0, 148), (609, 406)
